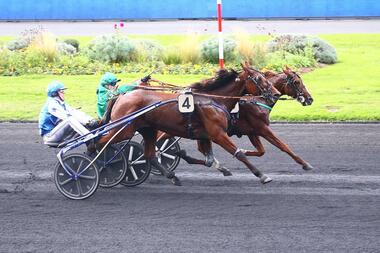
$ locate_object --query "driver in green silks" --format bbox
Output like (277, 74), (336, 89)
(96, 72), (151, 118)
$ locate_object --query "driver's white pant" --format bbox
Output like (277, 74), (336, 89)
(43, 117), (90, 145)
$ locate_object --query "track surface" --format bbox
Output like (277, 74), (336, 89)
(0, 123), (379, 252)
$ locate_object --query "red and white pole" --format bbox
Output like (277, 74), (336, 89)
(217, 0), (224, 69)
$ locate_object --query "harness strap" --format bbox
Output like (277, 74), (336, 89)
(185, 113), (195, 139)
(253, 101), (272, 110)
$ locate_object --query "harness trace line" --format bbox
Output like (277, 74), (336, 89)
(57, 99), (178, 176)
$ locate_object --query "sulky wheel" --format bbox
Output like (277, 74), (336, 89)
(96, 145), (127, 188)
(120, 141), (151, 187)
(150, 137), (181, 175)
(54, 153), (99, 200)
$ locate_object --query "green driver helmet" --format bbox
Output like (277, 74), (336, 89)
(100, 72), (121, 87)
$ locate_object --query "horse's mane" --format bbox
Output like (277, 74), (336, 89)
(189, 69), (238, 91)
(263, 70), (278, 78)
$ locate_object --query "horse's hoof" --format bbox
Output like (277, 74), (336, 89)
(171, 176), (182, 186)
(302, 163), (314, 171)
(260, 175), (272, 184)
(221, 168), (233, 176)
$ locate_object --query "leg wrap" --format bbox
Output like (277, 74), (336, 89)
(234, 149), (246, 160)
(204, 154), (214, 167)
(213, 158), (221, 169)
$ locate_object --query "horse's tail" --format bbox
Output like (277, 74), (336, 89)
(98, 95), (119, 126)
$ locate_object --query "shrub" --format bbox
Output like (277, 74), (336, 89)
(179, 34), (201, 64)
(133, 39), (163, 62)
(234, 29), (254, 62)
(7, 26), (46, 51)
(27, 31), (58, 62)
(63, 38), (80, 51)
(267, 34), (337, 64)
(243, 41), (269, 70)
(24, 49), (47, 67)
(162, 47), (183, 65)
(200, 37), (237, 63)
(57, 42), (77, 55)
(309, 37), (337, 64)
(0, 47), (11, 68)
(86, 34), (137, 63)
(7, 38), (30, 51)
(265, 47), (316, 72)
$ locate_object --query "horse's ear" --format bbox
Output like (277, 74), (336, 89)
(283, 65), (291, 74)
(241, 62), (248, 71)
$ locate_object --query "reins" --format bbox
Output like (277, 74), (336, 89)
(134, 79), (270, 101)
(127, 77), (278, 111)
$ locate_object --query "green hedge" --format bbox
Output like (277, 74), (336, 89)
(0, 31), (338, 76)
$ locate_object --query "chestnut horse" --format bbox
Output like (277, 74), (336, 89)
(231, 67), (314, 170)
(96, 64), (280, 186)
(177, 66), (314, 172)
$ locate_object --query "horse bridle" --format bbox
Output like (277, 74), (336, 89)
(284, 74), (306, 103)
(247, 75), (277, 103)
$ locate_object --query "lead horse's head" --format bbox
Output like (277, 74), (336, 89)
(282, 66), (313, 106)
(240, 62), (280, 104)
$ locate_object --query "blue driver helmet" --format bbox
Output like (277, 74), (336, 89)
(100, 72), (121, 87)
(47, 81), (66, 97)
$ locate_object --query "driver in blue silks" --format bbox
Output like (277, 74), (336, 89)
(38, 81), (94, 146)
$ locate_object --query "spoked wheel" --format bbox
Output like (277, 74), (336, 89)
(120, 141), (151, 187)
(150, 137), (181, 175)
(54, 153), (99, 200)
(96, 145), (127, 188)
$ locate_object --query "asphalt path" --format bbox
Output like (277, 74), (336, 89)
(1, 20), (380, 36)
(0, 123), (379, 252)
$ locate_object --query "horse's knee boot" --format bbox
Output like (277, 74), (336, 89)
(234, 149), (247, 160)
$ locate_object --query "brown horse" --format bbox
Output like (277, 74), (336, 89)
(177, 66), (314, 172)
(231, 67), (314, 170)
(96, 63), (280, 185)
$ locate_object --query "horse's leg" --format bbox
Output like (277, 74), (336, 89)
(243, 135), (265, 157)
(211, 157), (232, 176)
(140, 128), (181, 186)
(157, 131), (208, 166)
(196, 140), (232, 176)
(197, 139), (214, 166)
(212, 133), (272, 184)
(155, 123), (229, 176)
(259, 127), (313, 171)
(195, 106), (260, 179)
